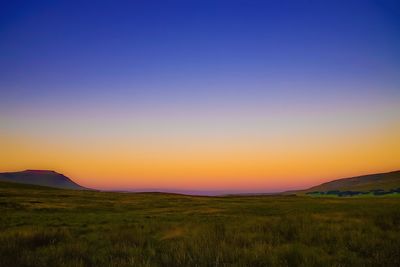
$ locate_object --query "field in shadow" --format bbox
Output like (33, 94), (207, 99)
(0, 182), (399, 267)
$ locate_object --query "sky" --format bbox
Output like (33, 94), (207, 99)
(1, 0), (399, 194)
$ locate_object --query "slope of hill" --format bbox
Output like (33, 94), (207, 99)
(0, 170), (87, 190)
(0, 179), (399, 266)
(294, 170), (400, 196)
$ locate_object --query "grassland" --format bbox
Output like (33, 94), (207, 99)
(1, 181), (399, 267)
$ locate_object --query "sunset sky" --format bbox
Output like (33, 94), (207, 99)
(1, 0), (399, 193)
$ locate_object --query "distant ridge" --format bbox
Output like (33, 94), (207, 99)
(0, 170), (88, 190)
(289, 170), (400, 195)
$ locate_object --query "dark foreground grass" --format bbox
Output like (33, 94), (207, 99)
(0, 182), (399, 267)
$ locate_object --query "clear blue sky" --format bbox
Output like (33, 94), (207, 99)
(1, 0), (399, 108)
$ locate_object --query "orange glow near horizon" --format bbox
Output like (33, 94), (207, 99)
(1, 106), (399, 192)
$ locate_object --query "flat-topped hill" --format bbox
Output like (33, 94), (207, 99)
(0, 170), (87, 190)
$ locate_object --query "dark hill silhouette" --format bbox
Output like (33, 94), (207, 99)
(0, 170), (88, 190)
(288, 170), (400, 195)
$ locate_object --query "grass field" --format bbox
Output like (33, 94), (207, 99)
(1, 182), (399, 267)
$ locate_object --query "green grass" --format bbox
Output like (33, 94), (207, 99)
(1, 181), (399, 267)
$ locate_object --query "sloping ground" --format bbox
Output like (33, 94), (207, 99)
(295, 170), (400, 195)
(0, 180), (399, 267)
(0, 170), (88, 190)
(0, 181), (59, 190)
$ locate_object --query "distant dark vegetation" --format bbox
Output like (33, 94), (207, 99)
(306, 188), (400, 197)
(1, 181), (400, 267)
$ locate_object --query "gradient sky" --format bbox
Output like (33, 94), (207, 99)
(1, 0), (399, 193)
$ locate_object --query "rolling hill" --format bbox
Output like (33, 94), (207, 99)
(1, 175), (400, 266)
(1, 169), (399, 196)
(0, 170), (87, 190)
(292, 170), (400, 196)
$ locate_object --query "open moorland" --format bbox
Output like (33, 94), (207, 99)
(1, 181), (399, 267)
